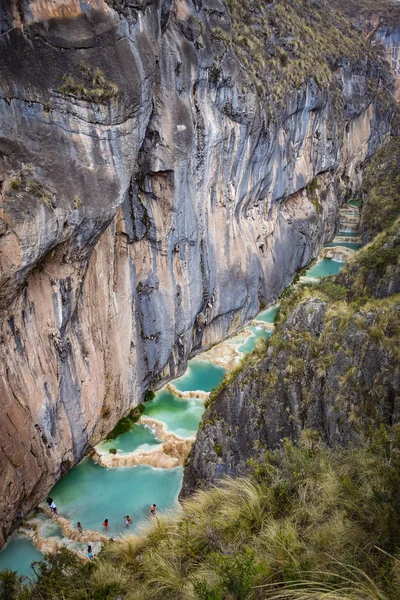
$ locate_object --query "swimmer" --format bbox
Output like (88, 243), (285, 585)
(77, 522), (83, 534)
(149, 504), (156, 517)
(87, 545), (93, 559)
(102, 518), (109, 528)
(124, 515), (132, 526)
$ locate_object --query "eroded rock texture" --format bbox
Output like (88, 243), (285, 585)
(0, 0), (398, 542)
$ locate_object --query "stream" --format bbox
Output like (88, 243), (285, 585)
(0, 202), (362, 577)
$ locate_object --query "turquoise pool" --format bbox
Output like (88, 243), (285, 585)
(143, 390), (206, 438)
(49, 458), (182, 538)
(97, 423), (162, 455)
(0, 534), (43, 579)
(304, 259), (345, 279)
(173, 359), (226, 393)
(238, 327), (272, 354)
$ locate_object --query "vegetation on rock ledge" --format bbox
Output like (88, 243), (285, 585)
(59, 64), (119, 104)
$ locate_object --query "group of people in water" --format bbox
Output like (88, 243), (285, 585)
(86, 506), (156, 559)
(100, 505), (156, 530)
(47, 497), (158, 560)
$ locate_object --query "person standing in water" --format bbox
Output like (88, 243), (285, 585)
(124, 515), (132, 526)
(87, 545), (93, 559)
(102, 518), (109, 528)
(149, 504), (156, 517)
(77, 522), (83, 534)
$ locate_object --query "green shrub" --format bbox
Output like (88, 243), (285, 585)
(213, 443), (223, 457)
(144, 390), (155, 402)
(10, 180), (21, 190)
(59, 64), (119, 104)
(106, 404), (146, 440)
(360, 138), (400, 240)
(8, 171), (53, 207)
(109, 448), (117, 455)
(0, 570), (25, 600)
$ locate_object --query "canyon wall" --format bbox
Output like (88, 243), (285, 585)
(181, 136), (400, 497)
(0, 0), (397, 543)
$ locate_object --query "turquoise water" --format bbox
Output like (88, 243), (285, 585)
(50, 458), (182, 538)
(325, 242), (362, 250)
(238, 327), (272, 354)
(255, 306), (279, 324)
(338, 230), (359, 237)
(0, 534), (43, 579)
(143, 390), (205, 438)
(31, 514), (64, 539)
(173, 359), (225, 392)
(304, 259), (345, 279)
(348, 199), (361, 207)
(97, 423), (162, 454)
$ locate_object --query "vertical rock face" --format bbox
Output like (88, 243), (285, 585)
(181, 221), (400, 497)
(0, 0), (396, 543)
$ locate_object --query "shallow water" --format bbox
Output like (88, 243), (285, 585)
(31, 513), (64, 539)
(255, 305), (279, 324)
(304, 258), (345, 279)
(97, 423), (163, 455)
(337, 231), (360, 238)
(143, 389), (206, 438)
(238, 326), (272, 354)
(0, 534), (43, 579)
(325, 241), (362, 250)
(49, 458), (183, 538)
(173, 359), (226, 392)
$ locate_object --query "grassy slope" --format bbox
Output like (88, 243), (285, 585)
(213, 0), (388, 102)
(359, 138), (400, 243)
(330, 0), (400, 24)
(3, 434), (399, 600)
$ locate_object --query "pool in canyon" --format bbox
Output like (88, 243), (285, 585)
(0, 203), (362, 576)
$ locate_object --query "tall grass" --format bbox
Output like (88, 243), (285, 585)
(5, 430), (399, 599)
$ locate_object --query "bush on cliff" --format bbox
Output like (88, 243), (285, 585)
(106, 405), (146, 440)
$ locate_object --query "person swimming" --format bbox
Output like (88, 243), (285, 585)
(124, 515), (132, 526)
(77, 522), (83, 534)
(102, 518), (109, 528)
(87, 545), (93, 559)
(149, 504), (156, 517)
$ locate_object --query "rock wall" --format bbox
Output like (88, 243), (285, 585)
(181, 222), (400, 496)
(0, 0), (396, 543)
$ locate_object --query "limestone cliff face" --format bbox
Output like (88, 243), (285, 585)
(0, 0), (396, 543)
